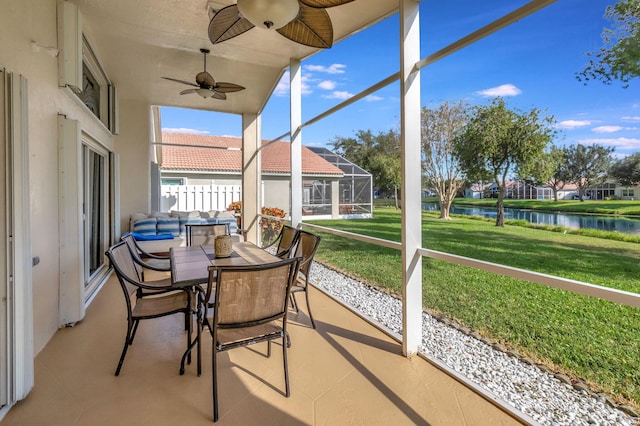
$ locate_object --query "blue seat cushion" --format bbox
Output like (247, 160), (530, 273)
(131, 232), (174, 241)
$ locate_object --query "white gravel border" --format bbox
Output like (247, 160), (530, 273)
(309, 262), (638, 426)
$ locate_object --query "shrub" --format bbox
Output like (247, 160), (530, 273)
(260, 207), (286, 245)
(227, 201), (242, 213)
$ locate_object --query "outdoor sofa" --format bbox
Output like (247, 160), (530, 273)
(127, 210), (241, 254)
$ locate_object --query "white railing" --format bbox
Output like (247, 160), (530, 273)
(301, 222), (640, 309)
(160, 184), (241, 212)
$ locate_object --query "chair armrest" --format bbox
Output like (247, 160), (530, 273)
(143, 251), (170, 260)
(261, 235), (280, 250)
(133, 257), (171, 273)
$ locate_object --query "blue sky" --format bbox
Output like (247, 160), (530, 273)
(161, 0), (639, 157)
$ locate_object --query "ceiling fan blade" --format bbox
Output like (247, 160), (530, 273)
(299, 0), (354, 8)
(179, 89), (197, 95)
(208, 4), (255, 45)
(213, 82), (246, 93)
(277, 4), (333, 48)
(162, 77), (198, 87)
(211, 91), (227, 100)
(195, 71), (215, 88)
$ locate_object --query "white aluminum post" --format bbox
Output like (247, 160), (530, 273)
(242, 113), (261, 244)
(290, 58), (302, 227)
(331, 180), (340, 218)
(400, 0), (422, 356)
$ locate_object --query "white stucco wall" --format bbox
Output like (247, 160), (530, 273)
(116, 99), (152, 233)
(263, 180), (290, 213)
(1, 0), (115, 354)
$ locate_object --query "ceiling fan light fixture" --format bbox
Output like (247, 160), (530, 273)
(237, 0), (299, 30)
(196, 88), (213, 98)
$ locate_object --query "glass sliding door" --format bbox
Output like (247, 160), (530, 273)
(82, 143), (109, 298)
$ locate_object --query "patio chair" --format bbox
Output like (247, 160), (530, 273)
(262, 224), (300, 258)
(106, 241), (195, 376)
(202, 256), (301, 422)
(121, 233), (171, 282)
(289, 230), (322, 329)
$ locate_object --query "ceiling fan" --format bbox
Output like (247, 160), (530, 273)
(161, 48), (245, 99)
(208, 0), (354, 49)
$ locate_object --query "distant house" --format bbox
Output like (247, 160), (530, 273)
(464, 182), (488, 199)
(463, 179), (640, 201)
(158, 133), (372, 218)
(465, 181), (576, 200)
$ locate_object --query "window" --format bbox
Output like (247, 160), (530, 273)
(81, 62), (100, 117)
(622, 189), (634, 197)
(161, 178), (184, 185)
(79, 37), (109, 127)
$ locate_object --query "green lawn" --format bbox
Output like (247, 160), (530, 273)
(307, 207), (640, 407)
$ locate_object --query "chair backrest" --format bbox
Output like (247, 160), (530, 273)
(207, 257), (301, 329)
(106, 241), (144, 308)
(276, 225), (300, 258)
(293, 230), (322, 278)
(190, 224), (229, 246)
(120, 234), (145, 279)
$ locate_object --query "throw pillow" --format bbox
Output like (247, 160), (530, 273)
(156, 217), (180, 236)
(132, 217), (157, 235)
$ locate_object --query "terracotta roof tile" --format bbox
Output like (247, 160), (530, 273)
(160, 133), (343, 176)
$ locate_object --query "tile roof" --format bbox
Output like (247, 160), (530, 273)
(160, 133), (343, 176)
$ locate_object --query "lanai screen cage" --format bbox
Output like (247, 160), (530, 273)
(307, 147), (372, 217)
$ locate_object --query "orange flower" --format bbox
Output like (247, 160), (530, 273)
(227, 201), (242, 213)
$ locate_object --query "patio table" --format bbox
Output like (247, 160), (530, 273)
(171, 242), (279, 287)
(171, 242), (280, 375)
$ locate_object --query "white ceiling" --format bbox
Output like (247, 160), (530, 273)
(77, 0), (398, 115)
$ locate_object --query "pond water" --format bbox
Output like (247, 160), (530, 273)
(422, 203), (640, 235)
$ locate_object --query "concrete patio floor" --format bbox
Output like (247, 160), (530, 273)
(1, 270), (523, 425)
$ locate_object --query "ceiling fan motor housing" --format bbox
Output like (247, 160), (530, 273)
(237, 0), (300, 29)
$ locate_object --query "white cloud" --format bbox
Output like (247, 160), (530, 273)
(592, 125), (638, 133)
(557, 120), (592, 129)
(274, 77), (289, 96)
(318, 80), (337, 90)
(161, 127), (210, 135)
(578, 137), (640, 150)
(322, 91), (354, 100)
(476, 84), (521, 97)
(304, 64), (346, 74)
(365, 95), (383, 102)
(622, 116), (640, 122)
(592, 126), (623, 133)
(274, 71), (313, 96)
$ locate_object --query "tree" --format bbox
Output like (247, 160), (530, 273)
(577, 0), (640, 88)
(545, 145), (571, 201)
(369, 151), (401, 209)
(515, 145), (561, 195)
(330, 129), (401, 209)
(454, 98), (556, 226)
(421, 100), (469, 219)
(609, 152), (640, 186)
(563, 144), (615, 201)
